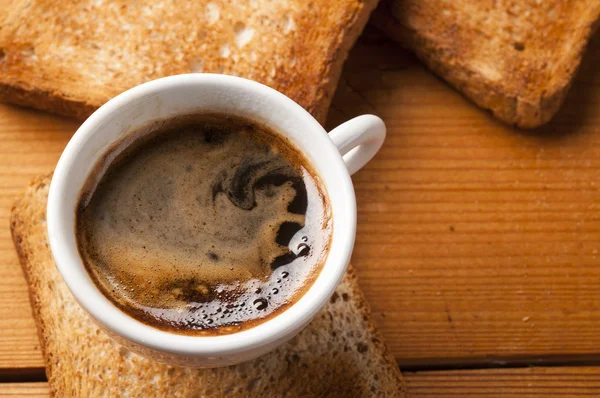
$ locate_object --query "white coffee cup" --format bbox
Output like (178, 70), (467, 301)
(47, 74), (385, 367)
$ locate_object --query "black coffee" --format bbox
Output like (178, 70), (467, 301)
(76, 114), (332, 335)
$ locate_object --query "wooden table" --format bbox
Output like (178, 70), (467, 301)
(1, 27), (600, 396)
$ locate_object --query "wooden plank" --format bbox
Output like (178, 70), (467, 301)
(327, 30), (600, 365)
(0, 383), (48, 397)
(0, 107), (77, 368)
(404, 367), (600, 397)
(2, 367), (600, 397)
(1, 28), (600, 369)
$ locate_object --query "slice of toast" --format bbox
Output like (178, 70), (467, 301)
(373, 1), (600, 128)
(0, 0), (376, 124)
(11, 175), (408, 397)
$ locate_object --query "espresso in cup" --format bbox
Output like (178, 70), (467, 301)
(76, 114), (332, 336)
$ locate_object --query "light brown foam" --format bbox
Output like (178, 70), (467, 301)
(76, 114), (332, 335)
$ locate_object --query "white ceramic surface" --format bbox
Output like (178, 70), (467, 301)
(47, 74), (385, 367)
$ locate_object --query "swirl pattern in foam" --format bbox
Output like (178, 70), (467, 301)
(76, 114), (332, 335)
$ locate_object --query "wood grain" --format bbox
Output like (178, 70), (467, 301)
(0, 108), (76, 368)
(0, 383), (48, 397)
(1, 28), (600, 370)
(327, 30), (600, 366)
(3, 367), (600, 397)
(405, 367), (600, 397)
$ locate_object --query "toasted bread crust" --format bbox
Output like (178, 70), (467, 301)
(11, 175), (407, 397)
(0, 0), (378, 124)
(0, 83), (95, 120)
(374, 0), (600, 128)
(10, 175), (56, 381)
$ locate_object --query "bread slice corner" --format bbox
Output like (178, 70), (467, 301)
(373, 0), (600, 128)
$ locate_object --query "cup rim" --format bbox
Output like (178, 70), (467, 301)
(47, 74), (357, 357)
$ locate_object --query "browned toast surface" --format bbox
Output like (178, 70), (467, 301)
(11, 175), (407, 397)
(0, 0), (376, 124)
(374, 0), (600, 128)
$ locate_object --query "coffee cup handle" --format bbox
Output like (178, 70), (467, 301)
(328, 115), (386, 175)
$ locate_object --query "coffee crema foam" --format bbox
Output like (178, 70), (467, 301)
(76, 114), (332, 335)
